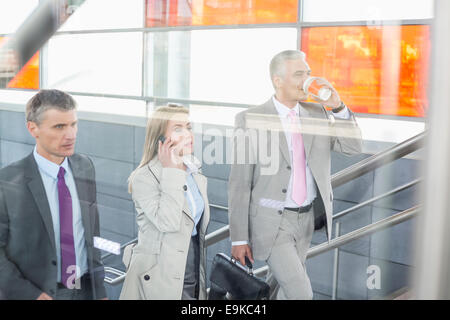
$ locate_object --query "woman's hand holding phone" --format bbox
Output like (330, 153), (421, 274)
(158, 136), (185, 169)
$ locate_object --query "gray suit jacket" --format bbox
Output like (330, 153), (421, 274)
(0, 153), (106, 299)
(228, 98), (362, 260)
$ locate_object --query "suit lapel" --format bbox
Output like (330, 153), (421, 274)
(25, 154), (56, 251)
(68, 156), (93, 241)
(28, 178), (56, 251)
(262, 100), (291, 165)
(261, 98), (316, 164)
(278, 125), (291, 166)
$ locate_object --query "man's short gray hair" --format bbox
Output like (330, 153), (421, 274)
(270, 50), (307, 85)
(26, 89), (77, 125)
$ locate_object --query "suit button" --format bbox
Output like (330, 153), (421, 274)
(278, 210), (283, 215)
(49, 289), (55, 295)
(51, 260), (56, 266)
(183, 185), (187, 191)
(144, 275), (150, 281)
(287, 165), (291, 170)
(282, 189), (287, 193)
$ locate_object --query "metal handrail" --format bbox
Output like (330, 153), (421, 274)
(205, 132), (425, 248)
(103, 189), (420, 284)
(203, 178), (422, 247)
(102, 131), (425, 285)
(105, 272), (126, 285)
(252, 205), (420, 277)
(101, 202), (236, 262)
(104, 205), (420, 284)
(101, 203), (230, 261)
(331, 132), (424, 188)
(105, 171), (423, 284)
(104, 267), (126, 284)
(205, 225), (230, 248)
(333, 178), (421, 220)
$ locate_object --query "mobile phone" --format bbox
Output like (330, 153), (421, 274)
(158, 135), (166, 145)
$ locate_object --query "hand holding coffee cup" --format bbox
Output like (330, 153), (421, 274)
(303, 77), (342, 109)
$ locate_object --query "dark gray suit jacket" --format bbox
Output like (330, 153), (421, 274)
(0, 152), (106, 300)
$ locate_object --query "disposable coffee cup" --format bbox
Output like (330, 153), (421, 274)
(303, 77), (332, 101)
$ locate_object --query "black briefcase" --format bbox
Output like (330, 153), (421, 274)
(208, 253), (270, 300)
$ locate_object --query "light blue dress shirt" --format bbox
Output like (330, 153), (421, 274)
(33, 147), (88, 281)
(184, 169), (205, 237)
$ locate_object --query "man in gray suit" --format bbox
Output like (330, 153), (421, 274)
(0, 89), (107, 300)
(228, 50), (362, 299)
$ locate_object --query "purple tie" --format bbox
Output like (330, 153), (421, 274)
(58, 167), (76, 288)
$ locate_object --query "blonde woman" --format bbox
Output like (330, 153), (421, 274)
(120, 104), (210, 300)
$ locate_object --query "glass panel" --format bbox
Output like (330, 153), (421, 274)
(189, 104), (245, 127)
(303, 0), (434, 22)
(0, 89), (146, 118)
(0, 37), (39, 90)
(146, 28), (297, 104)
(357, 117), (425, 144)
(146, 0), (298, 27)
(73, 95), (147, 117)
(301, 25), (430, 117)
(60, 0), (144, 31)
(0, 0), (39, 34)
(46, 33), (143, 96)
(0, 88), (37, 105)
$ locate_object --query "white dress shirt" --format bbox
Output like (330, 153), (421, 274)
(232, 97), (350, 247)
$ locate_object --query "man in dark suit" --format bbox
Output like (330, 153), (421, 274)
(0, 89), (107, 300)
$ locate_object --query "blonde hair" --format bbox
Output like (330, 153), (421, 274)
(128, 103), (189, 193)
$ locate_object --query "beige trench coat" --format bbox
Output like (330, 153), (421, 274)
(119, 157), (210, 300)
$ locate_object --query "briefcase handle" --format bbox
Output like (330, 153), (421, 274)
(230, 256), (254, 276)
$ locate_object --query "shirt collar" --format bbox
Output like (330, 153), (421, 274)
(272, 96), (300, 118)
(33, 146), (70, 180)
(182, 154), (201, 174)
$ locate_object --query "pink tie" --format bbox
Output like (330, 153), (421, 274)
(288, 110), (307, 206)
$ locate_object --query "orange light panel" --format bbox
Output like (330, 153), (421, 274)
(7, 52), (39, 90)
(0, 36), (39, 90)
(301, 25), (430, 117)
(146, 0), (298, 27)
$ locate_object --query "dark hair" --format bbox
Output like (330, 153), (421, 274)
(26, 89), (77, 124)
